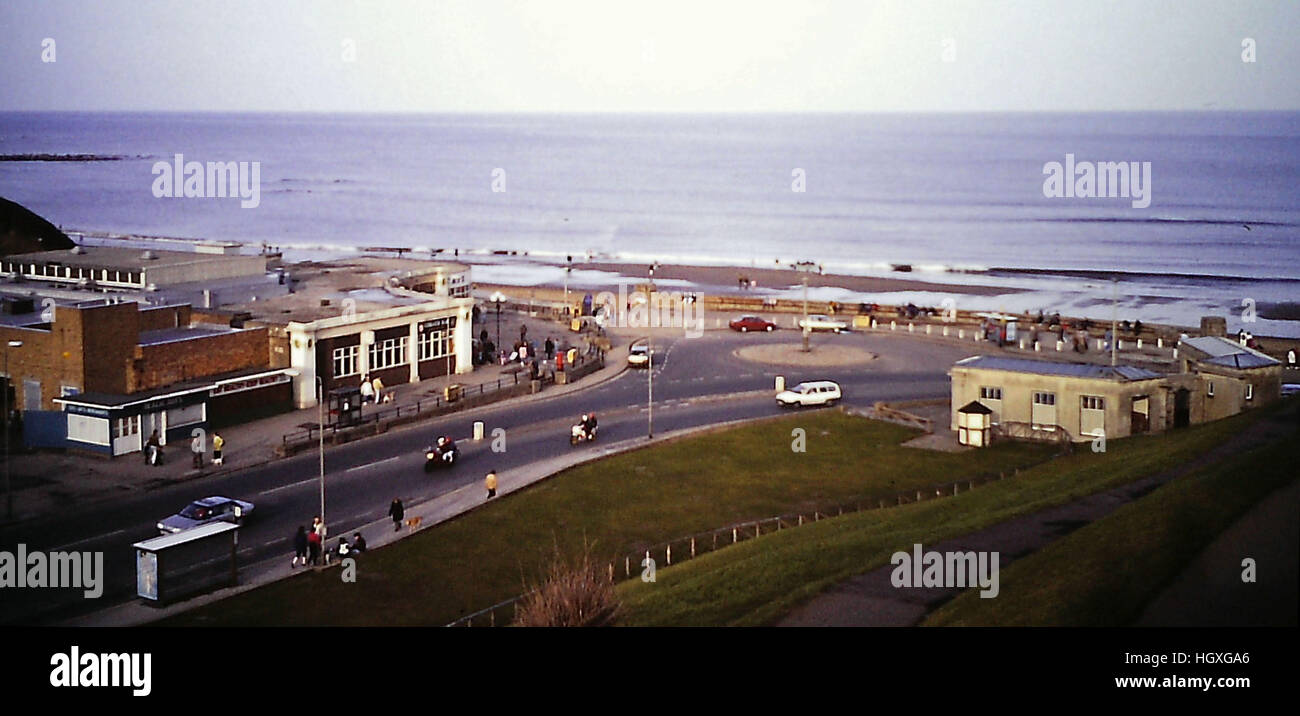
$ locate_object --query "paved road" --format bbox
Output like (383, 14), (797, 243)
(0, 327), (973, 624)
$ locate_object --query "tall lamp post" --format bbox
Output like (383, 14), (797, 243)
(4, 340), (21, 520)
(564, 255), (572, 316)
(647, 263), (657, 439)
(490, 291), (507, 364)
(795, 262), (816, 352)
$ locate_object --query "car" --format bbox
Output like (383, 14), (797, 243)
(157, 496), (254, 535)
(1282, 384), (1300, 396)
(627, 343), (651, 368)
(798, 314), (849, 333)
(729, 315), (777, 333)
(776, 380), (842, 407)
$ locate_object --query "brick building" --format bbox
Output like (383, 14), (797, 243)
(0, 292), (292, 456)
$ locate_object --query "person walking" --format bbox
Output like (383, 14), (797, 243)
(389, 498), (404, 532)
(359, 375), (374, 405)
(306, 528), (322, 566)
(485, 470), (498, 499)
(212, 432), (225, 466)
(372, 375), (385, 404)
(190, 432), (204, 469)
(545, 336), (555, 360)
(292, 525), (308, 567)
(144, 430), (161, 466)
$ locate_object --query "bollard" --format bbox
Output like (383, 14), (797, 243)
(943, 326), (949, 337)
(926, 324), (932, 335)
(1117, 339), (1124, 350)
(1056, 340), (1063, 351)
(958, 329), (965, 339)
(1034, 341), (1040, 352)
(775, 375), (785, 392)
(908, 323), (914, 332)
(1173, 348), (1178, 359)
(1019, 338), (1026, 349)
(871, 319), (877, 329)
(1096, 338), (1104, 351)
(890, 321), (896, 331)
(1137, 338), (1143, 349)
(473, 421), (484, 440)
(1157, 337), (1164, 348)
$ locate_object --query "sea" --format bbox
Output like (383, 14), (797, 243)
(1, 111), (1298, 335)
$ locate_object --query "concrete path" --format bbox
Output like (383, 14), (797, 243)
(778, 410), (1294, 627)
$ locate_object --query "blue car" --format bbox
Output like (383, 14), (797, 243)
(157, 496), (254, 535)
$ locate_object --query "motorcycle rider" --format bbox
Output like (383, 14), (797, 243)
(585, 413), (598, 437)
(437, 435), (457, 462)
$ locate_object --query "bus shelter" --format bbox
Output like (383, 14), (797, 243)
(133, 522), (240, 605)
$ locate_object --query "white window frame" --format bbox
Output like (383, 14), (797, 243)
(333, 344), (360, 378)
(1207, 381), (1215, 398)
(368, 336), (408, 371)
(1245, 383), (1253, 401)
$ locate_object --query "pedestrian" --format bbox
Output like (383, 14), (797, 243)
(190, 432), (204, 469)
(359, 375), (374, 405)
(372, 375), (385, 404)
(389, 498), (404, 532)
(144, 430), (160, 466)
(352, 532), (367, 554)
(314, 516), (327, 544)
(212, 432), (224, 466)
(307, 528), (322, 566)
(485, 470), (498, 499)
(292, 525), (308, 567)
(545, 336), (555, 360)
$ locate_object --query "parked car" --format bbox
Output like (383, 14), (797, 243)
(628, 343), (651, 368)
(798, 314), (849, 333)
(776, 380), (842, 407)
(729, 315), (777, 333)
(157, 496), (254, 535)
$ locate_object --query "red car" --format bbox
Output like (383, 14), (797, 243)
(729, 315), (777, 333)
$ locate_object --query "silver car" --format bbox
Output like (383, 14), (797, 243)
(157, 496), (254, 535)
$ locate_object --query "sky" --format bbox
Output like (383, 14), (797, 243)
(1, 0), (1297, 113)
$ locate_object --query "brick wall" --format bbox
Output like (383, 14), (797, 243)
(132, 327), (270, 391)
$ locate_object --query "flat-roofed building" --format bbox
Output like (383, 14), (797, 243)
(223, 259), (475, 408)
(3, 245), (267, 291)
(1177, 335), (1282, 422)
(949, 356), (1169, 443)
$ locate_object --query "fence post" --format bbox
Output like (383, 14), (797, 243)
(732, 528), (737, 544)
(625, 556), (630, 578)
(608, 563), (614, 582)
(691, 537), (696, 558)
(755, 524), (760, 538)
(666, 544), (672, 565)
(798, 514), (803, 526)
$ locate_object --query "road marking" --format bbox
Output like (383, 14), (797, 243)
(260, 477), (319, 496)
(346, 456), (400, 473)
(53, 528), (128, 551)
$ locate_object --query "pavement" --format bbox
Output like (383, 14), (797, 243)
(777, 405), (1296, 627)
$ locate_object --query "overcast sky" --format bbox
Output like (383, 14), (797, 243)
(2, 0), (1297, 112)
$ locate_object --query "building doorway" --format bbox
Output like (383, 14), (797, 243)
(1131, 396), (1150, 434)
(1174, 388), (1190, 428)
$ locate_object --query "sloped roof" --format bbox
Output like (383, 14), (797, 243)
(1182, 336), (1279, 368)
(953, 355), (1163, 381)
(958, 400), (993, 414)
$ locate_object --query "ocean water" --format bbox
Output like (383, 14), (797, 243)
(1, 111), (1298, 333)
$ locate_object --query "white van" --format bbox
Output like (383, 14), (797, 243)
(776, 380), (842, 407)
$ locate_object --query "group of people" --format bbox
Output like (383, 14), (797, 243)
(359, 374), (389, 405)
(142, 429), (224, 468)
(292, 515), (366, 567)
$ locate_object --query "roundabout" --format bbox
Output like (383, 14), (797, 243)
(732, 341), (879, 367)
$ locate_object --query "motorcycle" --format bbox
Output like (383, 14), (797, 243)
(423, 441), (459, 472)
(569, 423), (597, 446)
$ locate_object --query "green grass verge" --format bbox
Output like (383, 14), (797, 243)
(613, 407), (1279, 626)
(923, 434), (1298, 626)
(161, 411), (1051, 626)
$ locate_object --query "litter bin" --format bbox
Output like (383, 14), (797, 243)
(444, 383), (463, 402)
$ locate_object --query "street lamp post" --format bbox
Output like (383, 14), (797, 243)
(490, 292), (507, 365)
(4, 340), (21, 520)
(647, 264), (656, 439)
(795, 262), (816, 352)
(564, 255), (572, 316)
(317, 376), (325, 525)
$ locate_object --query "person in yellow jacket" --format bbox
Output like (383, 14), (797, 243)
(212, 433), (225, 465)
(485, 470), (498, 499)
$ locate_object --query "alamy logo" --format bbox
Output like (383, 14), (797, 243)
(890, 543), (999, 598)
(1042, 153), (1151, 208)
(591, 283), (704, 338)
(50, 646), (151, 696)
(151, 153), (261, 208)
(0, 544), (103, 598)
